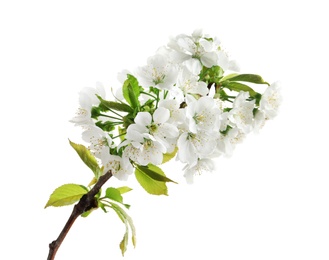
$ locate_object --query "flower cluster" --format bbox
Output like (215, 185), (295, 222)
(71, 29), (281, 184)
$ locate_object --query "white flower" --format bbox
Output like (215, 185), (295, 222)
(123, 137), (166, 166)
(128, 109), (179, 151)
(177, 131), (217, 165)
(183, 158), (215, 184)
(122, 109), (178, 165)
(260, 82), (282, 119)
(158, 99), (185, 125)
(253, 110), (266, 133)
(82, 125), (112, 159)
(167, 29), (220, 68)
(136, 54), (178, 90)
(228, 91), (255, 134)
(175, 66), (209, 101)
(186, 96), (220, 133)
(102, 153), (133, 181)
(70, 82), (106, 126)
(216, 127), (246, 157)
(70, 107), (93, 126)
(149, 107), (179, 152)
(217, 50), (240, 72)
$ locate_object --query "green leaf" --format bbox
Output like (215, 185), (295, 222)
(69, 140), (101, 179)
(135, 164), (177, 195)
(45, 184), (88, 208)
(222, 81), (258, 98)
(219, 73), (239, 82)
(119, 229), (129, 256)
(105, 187), (123, 204)
(122, 74), (140, 108)
(117, 186), (133, 194)
(97, 95), (133, 113)
(137, 164), (177, 183)
(227, 74), (270, 85)
(110, 202), (136, 255)
(162, 147), (178, 164)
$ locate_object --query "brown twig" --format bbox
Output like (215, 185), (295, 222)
(47, 170), (113, 260)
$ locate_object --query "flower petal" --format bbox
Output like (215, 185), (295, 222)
(153, 107), (170, 124)
(135, 112), (152, 126)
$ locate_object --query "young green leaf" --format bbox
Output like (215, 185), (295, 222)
(97, 95), (133, 113)
(122, 74), (140, 108)
(69, 140), (101, 179)
(119, 228), (129, 256)
(110, 202), (136, 255)
(137, 164), (178, 183)
(135, 164), (177, 195)
(222, 81), (258, 98)
(117, 186), (133, 194)
(162, 147), (178, 164)
(226, 74), (270, 85)
(219, 73), (239, 82)
(45, 184), (88, 208)
(105, 187), (123, 204)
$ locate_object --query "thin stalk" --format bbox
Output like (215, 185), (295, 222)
(99, 113), (123, 121)
(140, 91), (157, 99)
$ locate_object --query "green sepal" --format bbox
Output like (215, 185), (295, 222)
(226, 74), (270, 85)
(199, 65), (224, 84)
(97, 95), (133, 113)
(122, 74), (141, 109)
(45, 183), (88, 208)
(122, 114), (135, 129)
(69, 140), (102, 179)
(95, 120), (116, 132)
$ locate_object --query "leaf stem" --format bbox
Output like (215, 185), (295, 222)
(108, 108), (124, 118)
(47, 170), (113, 260)
(112, 132), (126, 139)
(99, 113), (123, 121)
(140, 91), (157, 99)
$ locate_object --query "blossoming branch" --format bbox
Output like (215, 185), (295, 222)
(46, 29), (282, 259)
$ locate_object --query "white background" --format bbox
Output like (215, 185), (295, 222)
(1, 1), (328, 259)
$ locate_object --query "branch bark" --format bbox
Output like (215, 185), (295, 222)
(47, 170), (113, 260)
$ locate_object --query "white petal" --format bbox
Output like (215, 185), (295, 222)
(177, 133), (198, 164)
(201, 52), (218, 68)
(126, 126), (144, 143)
(217, 50), (230, 70)
(199, 39), (213, 52)
(153, 107), (170, 124)
(135, 112), (152, 126)
(183, 59), (202, 75)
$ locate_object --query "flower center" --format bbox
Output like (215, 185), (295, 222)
(193, 113), (205, 124)
(148, 123), (158, 133)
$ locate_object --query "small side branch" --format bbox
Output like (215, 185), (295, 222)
(47, 170), (113, 260)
